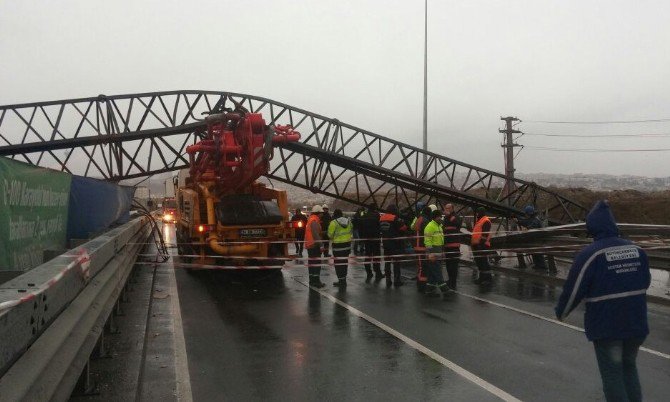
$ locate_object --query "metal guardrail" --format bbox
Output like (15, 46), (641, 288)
(0, 216), (151, 401)
(490, 223), (670, 272)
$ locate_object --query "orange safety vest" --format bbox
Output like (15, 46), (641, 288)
(414, 215), (426, 249)
(471, 215), (492, 247)
(304, 214), (321, 249)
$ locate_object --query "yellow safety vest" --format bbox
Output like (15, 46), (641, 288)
(424, 220), (444, 248)
(328, 219), (353, 244)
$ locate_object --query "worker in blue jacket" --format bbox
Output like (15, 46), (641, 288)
(555, 200), (650, 402)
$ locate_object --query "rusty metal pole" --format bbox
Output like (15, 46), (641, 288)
(499, 116), (521, 204)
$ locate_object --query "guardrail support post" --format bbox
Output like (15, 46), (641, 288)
(516, 254), (527, 269)
(115, 298), (124, 316)
(93, 331), (110, 359)
(73, 359), (99, 396)
(547, 255), (557, 273)
(121, 286), (128, 302)
(107, 311), (120, 335)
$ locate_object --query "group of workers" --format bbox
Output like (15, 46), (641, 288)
(290, 201), (500, 294)
(291, 204), (354, 288)
(291, 200), (652, 401)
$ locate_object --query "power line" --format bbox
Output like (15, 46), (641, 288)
(523, 132), (670, 138)
(525, 146), (670, 152)
(524, 118), (670, 124)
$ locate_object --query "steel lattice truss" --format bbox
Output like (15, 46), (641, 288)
(0, 91), (587, 223)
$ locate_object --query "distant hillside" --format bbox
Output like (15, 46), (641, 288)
(518, 173), (670, 192)
(555, 188), (670, 224)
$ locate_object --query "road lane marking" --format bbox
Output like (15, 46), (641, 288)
(294, 277), (522, 402)
(169, 258), (194, 402)
(453, 290), (670, 360)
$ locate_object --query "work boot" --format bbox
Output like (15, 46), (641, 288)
(311, 281), (326, 288)
(365, 268), (374, 281)
(393, 271), (403, 287)
(334, 280), (347, 288)
(374, 267), (384, 281)
(475, 273), (492, 285)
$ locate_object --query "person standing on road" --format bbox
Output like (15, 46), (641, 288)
(471, 207), (493, 285)
(305, 205), (326, 288)
(328, 209), (353, 288)
(291, 208), (308, 256)
(352, 206), (365, 255)
(443, 204), (463, 290)
(555, 200), (650, 402)
(409, 201), (426, 234)
(424, 209), (448, 296)
(411, 205), (432, 291)
(380, 204), (408, 287)
(321, 204), (332, 258)
(358, 204), (383, 280)
(515, 205), (547, 270)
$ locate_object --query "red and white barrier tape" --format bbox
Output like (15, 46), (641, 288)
(0, 250), (91, 315)
(131, 229), (670, 246)
(132, 252), (513, 271)
(129, 229), (527, 247)
(136, 240), (669, 262)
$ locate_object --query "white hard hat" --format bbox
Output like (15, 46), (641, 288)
(322, 204), (329, 209)
(312, 205), (323, 213)
(429, 204), (438, 212)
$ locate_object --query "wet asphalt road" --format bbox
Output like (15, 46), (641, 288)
(164, 224), (670, 401)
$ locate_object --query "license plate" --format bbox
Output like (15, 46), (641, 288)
(239, 228), (267, 238)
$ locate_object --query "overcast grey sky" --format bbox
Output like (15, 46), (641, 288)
(1, 0), (669, 177)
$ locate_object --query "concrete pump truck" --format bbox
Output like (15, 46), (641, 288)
(174, 108), (301, 270)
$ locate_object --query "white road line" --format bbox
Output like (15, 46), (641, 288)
(169, 259), (194, 402)
(453, 290), (670, 360)
(294, 277), (521, 402)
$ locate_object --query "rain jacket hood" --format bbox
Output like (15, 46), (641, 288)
(586, 200), (619, 240)
(335, 217), (350, 227)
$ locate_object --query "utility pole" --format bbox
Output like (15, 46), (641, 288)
(499, 116), (521, 204)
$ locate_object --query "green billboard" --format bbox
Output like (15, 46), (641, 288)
(0, 157), (71, 271)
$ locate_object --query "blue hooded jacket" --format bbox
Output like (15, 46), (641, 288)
(555, 200), (650, 341)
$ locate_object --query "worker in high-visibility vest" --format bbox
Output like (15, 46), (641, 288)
(328, 209), (353, 288)
(471, 206), (493, 285)
(305, 205), (326, 288)
(424, 209), (448, 295)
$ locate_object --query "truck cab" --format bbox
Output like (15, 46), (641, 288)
(161, 197), (177, 223)
(176, 181), (293, 269)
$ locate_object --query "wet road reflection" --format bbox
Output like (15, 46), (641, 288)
(165, 221), (669, 401)
(161, 222), (176, 246)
